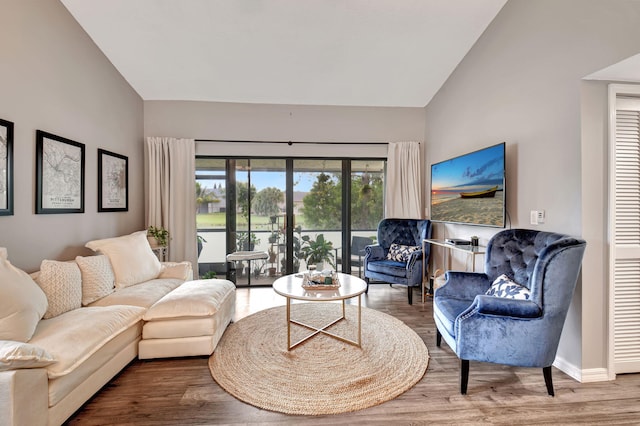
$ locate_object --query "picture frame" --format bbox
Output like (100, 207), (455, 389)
(0, 118), (14, 216)
(36, 130), (85, 214)
(98, 148), (128, 212)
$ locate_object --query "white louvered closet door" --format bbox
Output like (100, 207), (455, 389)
(612, 97), (640, 374)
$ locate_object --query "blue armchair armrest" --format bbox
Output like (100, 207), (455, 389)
(472, 294), (542, 318)
(365, 244), (385, 261)
(406, 249), (423, 270)
(436, 271), (491, 299)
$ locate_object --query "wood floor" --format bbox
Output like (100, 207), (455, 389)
(66, 284), (640, 425)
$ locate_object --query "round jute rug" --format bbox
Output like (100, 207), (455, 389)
(208, 303), (429, 415)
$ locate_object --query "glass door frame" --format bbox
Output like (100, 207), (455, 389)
(196, 155), (385, 286)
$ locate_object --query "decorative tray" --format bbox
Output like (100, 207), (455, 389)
(301, 272), (341, 289)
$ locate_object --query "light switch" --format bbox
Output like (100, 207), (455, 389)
(530, 210), (545, 225)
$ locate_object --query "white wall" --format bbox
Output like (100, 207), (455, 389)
(144, 100), (426, 151)
(580, 80), (610, 375)
(0, 0), (144, 271)
(424, 0), (640, 376)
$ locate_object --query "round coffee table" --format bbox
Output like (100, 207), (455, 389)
(272, 272), (367, 350)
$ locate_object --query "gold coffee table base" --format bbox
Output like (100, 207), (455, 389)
(286, 295), (362, 350)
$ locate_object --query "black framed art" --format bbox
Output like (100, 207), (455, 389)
(98, 148), (128, 212)
(36, 130), (85, 214)
(0, 118), (14, 216)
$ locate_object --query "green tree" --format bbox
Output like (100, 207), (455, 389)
(301, 173), (342, 229)
(253, 187), (283, 217)
(236, 181), (256, 222)
(351, 172), (384, 229)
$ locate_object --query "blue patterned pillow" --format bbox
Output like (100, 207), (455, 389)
(386, 243), (420, 262)
(486, 274), (531, 300)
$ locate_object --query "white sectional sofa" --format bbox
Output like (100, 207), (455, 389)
(0, 231), (236, 426)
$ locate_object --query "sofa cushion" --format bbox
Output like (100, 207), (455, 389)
(366, 259), (408, 278)
(35, 260), (82, 319)
(433, 296), (474, 338)
(29, 305), (145, 378)
(144, 279), (235, 321)
(88, 278), (183, 309)
(0, 340), (56, 371)
(75, 255), (115, 305)
(486, 274), (531, 300)
(0, 248), (48, 342)
(386, 243), (420, 262)
(86, 230), (161, 289)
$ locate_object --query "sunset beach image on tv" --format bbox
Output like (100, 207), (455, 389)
(430, 143), (505, 227)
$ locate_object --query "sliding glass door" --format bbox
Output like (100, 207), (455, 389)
(195, 159), (227, 279)
(348, 160), (385, 277)
(293, 159), (343, 272)
(196, 157), (384, 286)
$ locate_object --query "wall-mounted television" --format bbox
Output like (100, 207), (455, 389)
(430, 142), (505, 228)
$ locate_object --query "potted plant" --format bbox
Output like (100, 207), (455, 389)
(268, 232), (279, 244)
(281, 225), (303, 273)
(253, 263), (264, 278)
(300, 233), (335, 270)
(236, 231), (260, 251)
(268, 247), (277, 263)
(147, 226), (169, 247)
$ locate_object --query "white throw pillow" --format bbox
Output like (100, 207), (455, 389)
(486, 274), (531, 300)
(75, 255), (116, 305)
(35, 260), (82, 319)
(0, 248), (48, 342)
(85, 230), (162, 289)
(0, 340), (56, 371)
(158, 261), (192, 280)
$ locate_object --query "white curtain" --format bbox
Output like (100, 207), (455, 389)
(145, 137), (197, 271)
(385, 141), (423, 218)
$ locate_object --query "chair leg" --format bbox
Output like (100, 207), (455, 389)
(543, 366), (554, 396)
(436, 329), (441, 347)
(461, 359), (469, 394)
(364, 277), (369, 294)
(407, 286), (413, 305)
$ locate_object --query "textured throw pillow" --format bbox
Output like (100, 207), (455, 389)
(86, 230), (161, 289)
(0, 340), (56, 371)
(75, 255), (116, 305)
(0, 249), (49, 342)
(158, 261), (193, 280)
(386, 243), (421, 262)
(35, 260), (82, 319)
(486, 274), (531, 300)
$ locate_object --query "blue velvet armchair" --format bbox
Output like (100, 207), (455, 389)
(433, 229), (586, 395)
(364, 218), (432, 304)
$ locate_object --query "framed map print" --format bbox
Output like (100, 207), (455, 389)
(98, 149), (128, 212)
(0, 118), (13, 216)
(36, 130), (85, 214)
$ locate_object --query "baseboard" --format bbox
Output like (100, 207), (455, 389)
(580, 367), (610, 383)
(553, 356), (611, 383)
(552, 356), (582, 382)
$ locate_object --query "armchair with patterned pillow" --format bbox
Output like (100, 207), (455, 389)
(433, 228), (586, 395)
(363, 218), (432, 304)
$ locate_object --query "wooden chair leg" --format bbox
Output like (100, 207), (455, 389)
(461, 359), (469, 394)
(364, 277), (369, 294)
(543, 366), (554, 396)
(407, 286), (413, 305)
(436, 329), (442, 347)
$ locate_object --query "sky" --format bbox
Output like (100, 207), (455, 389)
(431, 143), (504, 191)
(198, 171), (327, 193)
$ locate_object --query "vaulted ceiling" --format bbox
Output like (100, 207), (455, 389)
(60, 0), (507, 108)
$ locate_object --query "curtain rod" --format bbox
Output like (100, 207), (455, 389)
(195, 139), (389, 146)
